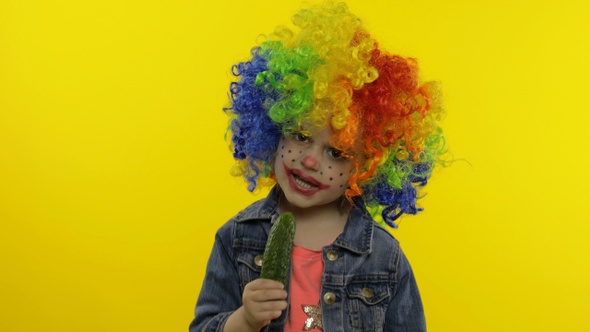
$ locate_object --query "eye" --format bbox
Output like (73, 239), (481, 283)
(294, 132), (310, 143)
(326, 147), (344, 159)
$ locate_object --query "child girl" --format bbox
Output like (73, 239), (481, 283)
(190, 2), (444, 331)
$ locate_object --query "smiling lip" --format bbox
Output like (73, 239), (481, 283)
(283, 163), (330, 196)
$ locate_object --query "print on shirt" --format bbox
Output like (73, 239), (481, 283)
(302, 301), (323, 331)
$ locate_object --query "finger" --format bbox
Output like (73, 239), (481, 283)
(251, 309), (283, 323)
(250, 299), (289, 314)
(250, 289), (288, 302)
(253, 278), (285, 289)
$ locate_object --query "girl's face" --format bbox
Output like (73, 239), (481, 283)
(274, 126), (354, 210)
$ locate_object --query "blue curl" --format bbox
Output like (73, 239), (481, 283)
(361, 160), (432, 227)
(227, 48), (282, 191)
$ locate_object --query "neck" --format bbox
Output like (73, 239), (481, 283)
(278, 194), (351, 250)
(278, 193), (350, 219)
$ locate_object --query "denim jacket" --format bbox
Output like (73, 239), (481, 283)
(189, 187), (426, 332)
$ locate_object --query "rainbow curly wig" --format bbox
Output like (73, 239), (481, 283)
(225, 1), (445, 227)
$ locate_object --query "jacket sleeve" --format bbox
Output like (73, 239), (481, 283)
(189, 226), (242, 332)
(385, 250), (426, 332)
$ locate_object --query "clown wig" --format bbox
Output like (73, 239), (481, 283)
(225, 1), (445, 227)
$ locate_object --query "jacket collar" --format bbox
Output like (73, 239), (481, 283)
(234, 186), (374, 255)
(332, 196), (374, 255)
(233, 186), (282, 223)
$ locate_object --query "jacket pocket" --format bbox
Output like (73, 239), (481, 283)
(236, 249), (264, 290)
(345, 280), (391, 331)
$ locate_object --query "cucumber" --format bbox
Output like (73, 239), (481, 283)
(260, 212), (296, 285)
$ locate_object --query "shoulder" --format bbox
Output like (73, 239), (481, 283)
(369, 221), (401, 261)
(372, 222), (400, 247)
(347, 196), (400, 254)
(214, 194), (278, 246)
(214, 198), (265, 236)
(230, 187), (281, 223)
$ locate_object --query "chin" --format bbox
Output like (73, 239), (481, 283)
(281, 190), (339, 211)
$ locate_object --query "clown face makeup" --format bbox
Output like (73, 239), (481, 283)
(273, 126), (355, 210)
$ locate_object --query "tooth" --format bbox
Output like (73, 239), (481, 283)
(294, 175), (315, 189)
(296, 177), (310, 189)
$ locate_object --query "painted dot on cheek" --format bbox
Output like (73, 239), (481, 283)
(288, 150), (291, 153)
(292, 159), (295, 162)
(329, 177), (333, 181)
(281, 154), (284, 158)
(340, 173), (343, 176)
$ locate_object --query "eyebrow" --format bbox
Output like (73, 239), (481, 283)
(296, 127), (313, 137)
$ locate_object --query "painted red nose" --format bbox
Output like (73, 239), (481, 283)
(301, 155), (319, 171)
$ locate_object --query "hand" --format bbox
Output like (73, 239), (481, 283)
(241, 278), (288, 330)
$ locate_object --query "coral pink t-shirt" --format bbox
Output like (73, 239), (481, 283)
(285, 245), (324, 332)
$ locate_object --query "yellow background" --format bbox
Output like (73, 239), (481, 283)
(1, 0), (589, 331)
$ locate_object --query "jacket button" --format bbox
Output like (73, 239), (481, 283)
(254, 255), (263, 267)
(323, 292), (336, 305)
(326, 250), (338, 261)
(361, 287), (374, 299)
